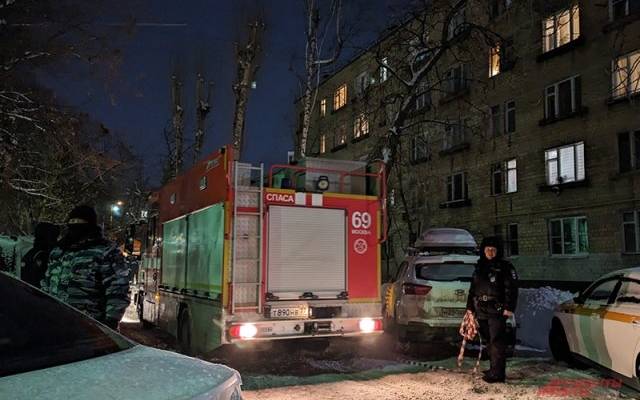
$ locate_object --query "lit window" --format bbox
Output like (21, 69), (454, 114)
(333, 84), (347, 110)
(320, 98), (327, 117)
(623, 211), (640, 253)
(491, 159), (517, 195)
(549, 216), (588, 255)
(612, 50), (640, 99)
(542, 5), (580, 53)
(544, 76), (581, 120)
(618, 130), (640, 172)
(446, 172), (467, 202)
(353, 113), (369, 139)
(380, 57), (389, 83)
(319, 134), (326, 154)
(489, 45), (501, 77)
(610, 0), (640, 21)
(545, 142), (585, 185)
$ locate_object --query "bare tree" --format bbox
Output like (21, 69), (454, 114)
(193, 73), (213, 163)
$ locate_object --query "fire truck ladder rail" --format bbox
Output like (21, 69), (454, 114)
(231, 161), (264, 315)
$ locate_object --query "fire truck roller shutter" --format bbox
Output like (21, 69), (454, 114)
(267, 206), (346, 299)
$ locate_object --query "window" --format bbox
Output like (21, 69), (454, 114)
(490, 0), (513, 18)
(355, 71), (370, 96)
(489, 45), (501, 77)
(584, 279), (618, 305)
(319, 134), (326, 154)
(443, 121), (467, 151)
(506, 223), (519, 256)
(610, 0), (640, 21)
(490, 104), (502, 136)
(491, 159), (517, 195)
(505, 101), (516, 134)
(623, 211), (640, 253)
(320, 98), (327, 117)
(443, 64), (468, 95)
(542, 4), (580, 53)
(415, 81), (431, 110)
(333, 84), (347, 110)
(446, 172), (468, 202)
(549, 216), (589, 255)
(411, 130), (429, 162)
(618, 130), (640, 172)
(544, 76), (581, 120)
(615, 279), (640, 304)
(334, 124), (347, 148)
(447, 5), (466, 39)
(353, 113), (369, 139)
(545, 142), (585, 185)
(380, 57), (389, 83)
(612, 50), (640, 99)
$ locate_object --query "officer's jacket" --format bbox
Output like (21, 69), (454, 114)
(466, 258), (518, 318)
(42, 236), (130, 327)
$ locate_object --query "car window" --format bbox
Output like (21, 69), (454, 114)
(583, 279), (619, 306)
(615, 279), (640, 305)
(415, 263), (475, 282)
(0, 273), (133, 377)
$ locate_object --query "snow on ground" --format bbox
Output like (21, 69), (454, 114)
(516, 287), (577, 351)
(243, 357), (636, 400)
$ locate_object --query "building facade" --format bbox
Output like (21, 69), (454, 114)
(296, 0), (640, 283)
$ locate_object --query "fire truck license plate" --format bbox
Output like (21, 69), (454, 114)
(270, 305), (309, 319)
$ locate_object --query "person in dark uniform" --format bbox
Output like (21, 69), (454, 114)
(21, 222), (60, 288)
(465, 236), (518, 383)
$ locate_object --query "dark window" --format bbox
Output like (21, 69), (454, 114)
(545, 76), (581, 120)
(0, 274), (132, 377)
(446, 172), (467, 202)
(505, 101), (516, 134)
(618, 131), (640, 173)
(611, 0), (640, 20)
(415, 263), (475, 282)
(490, 105), (502, 136)
(624, 211), (639, 253)
(492, 163), (504, 195)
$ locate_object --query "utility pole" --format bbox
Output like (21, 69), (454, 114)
(231, 20), (263, 161)
(299, 3), (319, 159)
(171, 74), (184, 177)
(193, 73), (213, 163)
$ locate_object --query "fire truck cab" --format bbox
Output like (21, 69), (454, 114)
(135, 146), (387, 354)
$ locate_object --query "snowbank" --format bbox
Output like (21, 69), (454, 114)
(515, 287), (576, 351)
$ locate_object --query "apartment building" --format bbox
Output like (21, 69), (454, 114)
(295, 0), (640, 284)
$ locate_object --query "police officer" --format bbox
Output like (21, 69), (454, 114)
(465, 236), (518, 383)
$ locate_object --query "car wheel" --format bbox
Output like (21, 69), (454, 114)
(636, 355), (640, 386)
(549, 319), (572, 364)
(178, 309), (193, 356)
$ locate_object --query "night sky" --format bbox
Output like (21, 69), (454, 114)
(37, 0), (406, 186)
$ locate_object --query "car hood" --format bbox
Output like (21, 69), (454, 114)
(0, 345), (242, 400)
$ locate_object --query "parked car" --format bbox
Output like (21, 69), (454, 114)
(382, 228), (516, 345)
(550, 267), (640, 389)
(0, 272), (243, 400)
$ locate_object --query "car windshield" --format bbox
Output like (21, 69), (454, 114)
(416, 263), (475, 282)
(0, 273), (133, 377)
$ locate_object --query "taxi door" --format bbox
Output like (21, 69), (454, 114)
(603, 278), (640, 378)
(575, 278), (620, 362)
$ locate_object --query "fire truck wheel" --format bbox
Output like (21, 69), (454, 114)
(178, 309), (193, 356)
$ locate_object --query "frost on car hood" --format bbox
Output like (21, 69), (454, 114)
(0, 345), (242, 400)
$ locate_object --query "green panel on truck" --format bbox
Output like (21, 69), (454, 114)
(161, 217), (187, 288)
(185, 203), (224, 294)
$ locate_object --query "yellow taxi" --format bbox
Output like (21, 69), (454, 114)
(550, 267), (640, 387)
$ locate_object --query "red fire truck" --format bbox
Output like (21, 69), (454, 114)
(134, 146), (387, 354)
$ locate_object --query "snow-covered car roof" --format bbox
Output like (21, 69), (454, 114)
(599, 266), (640, 281)
(414, 228), (477, 249)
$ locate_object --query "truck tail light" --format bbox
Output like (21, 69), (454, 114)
(229, 323), (258, 339)
(402, 283), (432, 296)
(359, 318), (382, 333)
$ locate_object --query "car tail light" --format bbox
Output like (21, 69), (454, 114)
(402, 283), (432, 296)
(229, 323), (258, 339)
(359, 318), (382, 333)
